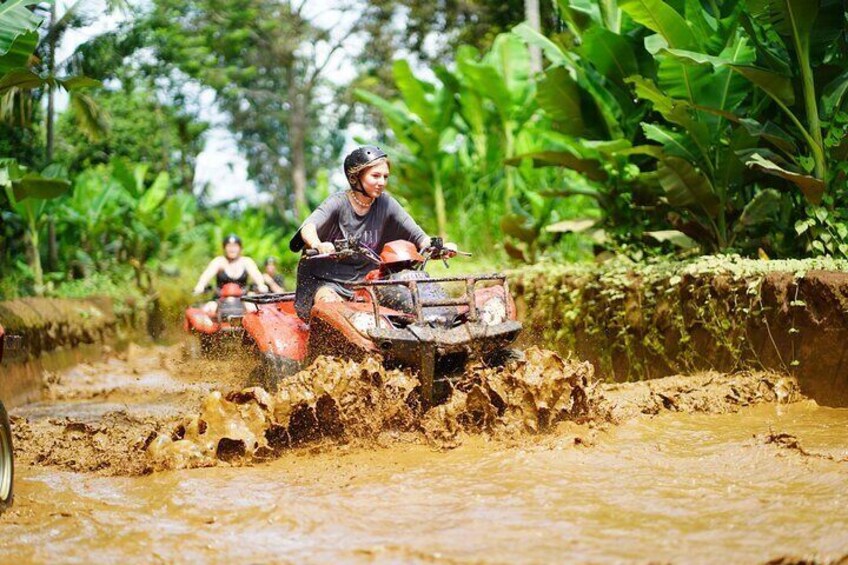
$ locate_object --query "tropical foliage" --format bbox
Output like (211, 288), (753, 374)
(2, 0), (848, 309)
(358, 0), (848, 259)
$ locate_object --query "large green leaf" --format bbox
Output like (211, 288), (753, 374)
(619, 0), (696, 49)
(738, 118), (797, 154)
(58, 76), (102, 90)
(747, 0), (818, 41)
(664, 48), (795, 105)
(501, 213), (539, 244)
(0, 0), (46, 56)
(746, 153), (824, 204)
(512, 23), (568, 66)
(537, 66), (585, 135)
(508, 150), (608, 181)
(628, 76), (711, 155)
(138, 171), (169, 215)
(355, 89), (411, 128)
(735, 188), (781, 229)
(12, 175), (70, 201)
(821, 69), (848, 118)
(456, 46), (512, 120)
(392, 59), (436, 126)
(642, 123), (698, 162)
(0, 67), (45, 93)
(160, 193), (189, 236)
(657, 155), (720, 215)
(579, 27), (639, 82)
(0, 30), (35, 74)
(485, 33), (532, 106)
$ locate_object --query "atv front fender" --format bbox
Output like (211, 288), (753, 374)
(368, 320), (522, 404)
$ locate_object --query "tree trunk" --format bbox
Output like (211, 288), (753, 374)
(289, 92), (309, 219)
(525, 0), (542, 73)
(26, 217), (43, 295)
(47, 215), (58, 272)
(46, 3), (57, 162)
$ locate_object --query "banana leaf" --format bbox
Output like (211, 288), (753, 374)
(745, 153), (824, 204)
(657, 155), (720, 215)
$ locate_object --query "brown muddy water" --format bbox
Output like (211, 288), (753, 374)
(2, 344), (848, 564)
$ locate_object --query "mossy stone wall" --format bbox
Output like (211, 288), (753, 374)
(510, 256), (848, 406)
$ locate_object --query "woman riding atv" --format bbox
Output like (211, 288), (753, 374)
(290, 145), (448, 320)
(193, 234), (269, 314)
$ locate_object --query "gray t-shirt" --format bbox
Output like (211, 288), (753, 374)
(289, 191), (429, 319)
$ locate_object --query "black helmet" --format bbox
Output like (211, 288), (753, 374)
(344, 145), (387, 191)
(222, 233), (242, 247)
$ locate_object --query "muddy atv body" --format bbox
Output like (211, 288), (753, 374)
(0, 324), (16, 512)
(183, 283), (249, 355)
(240, 238), (522, 403)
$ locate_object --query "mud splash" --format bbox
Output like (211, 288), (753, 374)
(147, 347), (594, 469)
(12, 342), (803, 476)
(147, 347), (800, 472)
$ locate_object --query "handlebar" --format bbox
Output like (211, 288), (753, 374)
(302, 238), (382, 264)
(302, 236), (470, 267)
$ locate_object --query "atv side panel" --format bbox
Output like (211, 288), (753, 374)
(242, 303), (309, 362)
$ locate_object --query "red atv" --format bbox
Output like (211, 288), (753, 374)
(240, 237), (522, 403)
(0, 325), (16, 512)
(183, 282), (251, 356)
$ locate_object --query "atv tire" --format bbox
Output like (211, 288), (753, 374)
(0, 401), (14, 513)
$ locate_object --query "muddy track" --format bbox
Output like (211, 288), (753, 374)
(10, 342), (803, 476)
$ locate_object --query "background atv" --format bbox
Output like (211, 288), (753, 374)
(183, 282), (249, 356)
(243, 237), (522, 404)
(0, 324), (17, 513)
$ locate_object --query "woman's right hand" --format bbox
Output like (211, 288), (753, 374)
(315, 241), (336, 254)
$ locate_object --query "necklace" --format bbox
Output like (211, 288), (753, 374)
(349, 190), (374, 208)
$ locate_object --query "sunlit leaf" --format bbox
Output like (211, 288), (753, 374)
(620, 0), (696, 49)
(644, 229), (698, 248)
(545, 218), (596, 233)
(746, 153), (824, 204)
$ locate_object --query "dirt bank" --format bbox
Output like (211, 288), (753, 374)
(0, 297), (122, 360)
(0, 297), (140, 406)
(511, 256), (848, 406)
(10, 343), (803, 476)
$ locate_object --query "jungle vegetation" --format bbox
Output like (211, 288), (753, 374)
(0, 0), (846, 303)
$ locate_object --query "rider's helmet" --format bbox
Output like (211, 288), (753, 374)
(344, 145), (388, 192)
(222, 233), (242, 247)
(264, 256), (277, 267)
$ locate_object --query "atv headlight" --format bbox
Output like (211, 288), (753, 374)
(480, 296), (507, 326)
(348, 312), (378, 334)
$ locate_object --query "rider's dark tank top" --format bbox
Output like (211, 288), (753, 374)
(216, 266), (248, 288)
